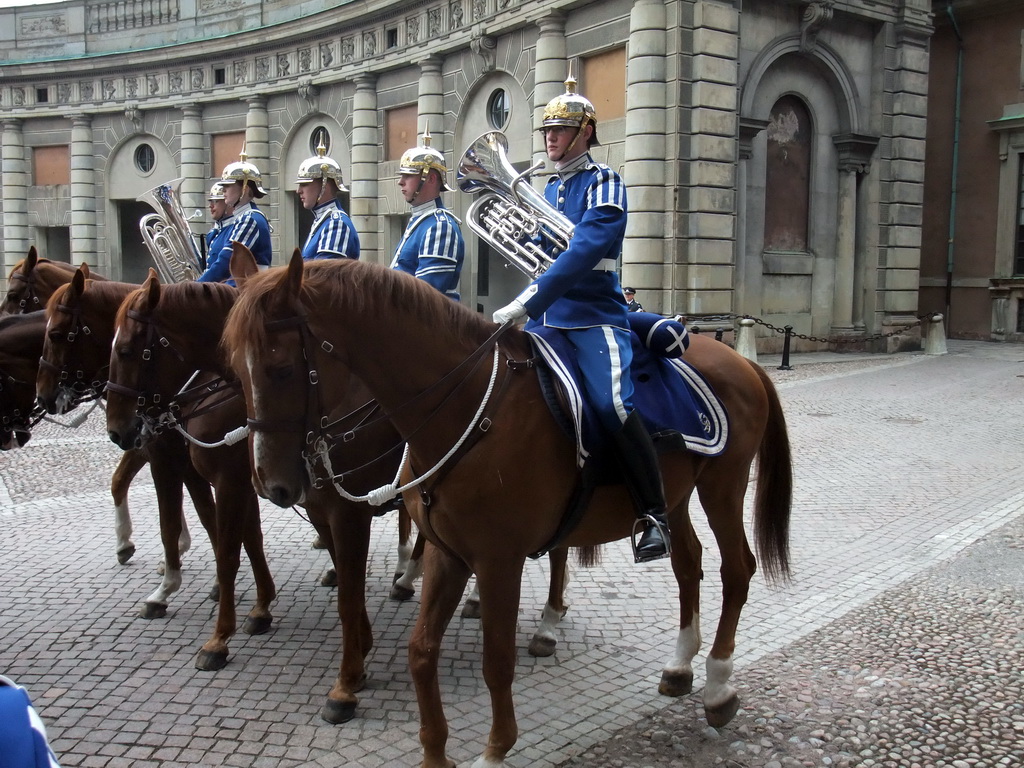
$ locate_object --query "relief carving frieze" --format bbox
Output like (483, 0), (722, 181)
(81, 82), (94, 100)
(256, 57), (271, 81)
(20, 13), (67, 37)
(277, 54), (290, 76)
(342, 38), (354, 63)
(428, 7), (442, 37)
(169, 72), (183, 93)
(58, 83), (72, 104)
(299, 48), (311, 72)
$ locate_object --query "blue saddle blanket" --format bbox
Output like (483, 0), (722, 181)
(526, 319), (729, 468)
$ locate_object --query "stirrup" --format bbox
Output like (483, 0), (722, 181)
(630, 515), (671, 564)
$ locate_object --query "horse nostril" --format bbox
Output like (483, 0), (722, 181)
(107, 430), (121, 446)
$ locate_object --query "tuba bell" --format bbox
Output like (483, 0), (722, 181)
(138, 178), (206, 283)
(457, 131), (574, 280)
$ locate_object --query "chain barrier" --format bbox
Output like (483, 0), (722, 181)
(677, 312), (941, 370)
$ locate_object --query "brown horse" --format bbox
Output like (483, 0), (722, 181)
(2, 245), (106, 316)
(37, 272), (219, 621)
(3, 246), (165, 563)
(0, 312), (47, 450)
(102, 259), (566, 721)
(222, 254), (793, 768)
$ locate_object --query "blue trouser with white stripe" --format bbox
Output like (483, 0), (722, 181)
(565, 325), (635, 435)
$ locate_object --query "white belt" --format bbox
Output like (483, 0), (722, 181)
(593, 258), (616, 271)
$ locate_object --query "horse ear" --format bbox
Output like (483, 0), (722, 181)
(79, 262), (91, 280)
(284, 248), (303, 300)
(142, 268), (161, 309)
(229, 243), (258, 285)
(25, 246), (38, 271)
(70, 266), (86, 296)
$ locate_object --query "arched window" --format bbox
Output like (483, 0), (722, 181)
(764, 95), (812, 252)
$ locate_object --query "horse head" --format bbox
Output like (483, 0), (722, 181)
(0, 313), (46, 449)
(2, 246), (41, 317)
(224, 249), (363, 508)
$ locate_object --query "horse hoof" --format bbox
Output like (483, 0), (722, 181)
(389, 583), (415, 601)
(208, 584), (220, 602)
(460, 599), (481, 619)
(658, 669), (693, 697)
(117, 545), (136, 565)
(321, 569), (338, 588)
(321, 698), (357, 724)
(705, 694), (740, 728)
(528, 636), (556, 658)
(195, 649), (229, 671)
(311, 535), (326, 550)
(139, 602), (167, 620)
(242, 615), (272, 635)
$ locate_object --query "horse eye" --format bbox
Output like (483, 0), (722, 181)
(114, 344), (134, 359)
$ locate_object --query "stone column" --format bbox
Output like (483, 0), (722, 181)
(417, 56), (444, 142)
(180, 104), (205, 229)
(622, 0), (668, 313)
(2, 119), (29, 269)
(351, 74), (380, 264)
(736, 118), (768, 318)
(831, 164), (858, 333)
(533, 13), (567, 166)
(674, 0), (740, 316)
(245, 96), (269, 170)
(69, 114), (98, 266)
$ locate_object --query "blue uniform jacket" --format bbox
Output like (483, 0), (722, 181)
(390, 198), (465, 301)
(202, 214), (234, 276)
(199, 202), (271, 283)
(301, 200), (360, 261)
(522, 154), (629, 330)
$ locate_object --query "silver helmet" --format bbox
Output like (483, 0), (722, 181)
(397, 127), (452, 191)
(295, 141), (348, 192)
(220, 147), (267, 198)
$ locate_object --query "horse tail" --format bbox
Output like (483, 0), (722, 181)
(750, 360), (793, 584)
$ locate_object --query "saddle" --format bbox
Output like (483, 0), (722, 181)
(523, 312), (729, 557)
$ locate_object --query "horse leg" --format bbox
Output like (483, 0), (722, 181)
(394, 504), (413, 581)
(695, 476), (757, 728)
(182, 460), (217, 600)
(110, 450), (146, 564)
(659, 498), (704, 697)
(140, 456), (187, 619)
(391, 529), (425, 601)
(527, 548), (569, 657)
(461, 579), (480, 619)
(240, 489), (275, 636)
(322, 507), (373, 724)
(409, 541), (471, 768)
(469, 557), (526, 767)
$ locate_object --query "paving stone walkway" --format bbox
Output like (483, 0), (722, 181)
(1, 340), (1022, 767)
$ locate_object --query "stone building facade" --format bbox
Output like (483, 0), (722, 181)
(922, 0), (1024, 342)
(0, 0), (932, 351)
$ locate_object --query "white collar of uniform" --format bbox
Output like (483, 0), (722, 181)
(216, 213), (235, 230)
(410, 197), (442, 217)
(234, 202), (254, 217)
(554, 152), (593, 181)
(312, 199), (339, 224)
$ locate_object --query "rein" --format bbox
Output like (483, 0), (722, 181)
(39, 301), (108, 408)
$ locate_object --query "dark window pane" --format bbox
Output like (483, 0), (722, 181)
(764, 96), (812, 252)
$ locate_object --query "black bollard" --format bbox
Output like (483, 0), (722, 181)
(778, 325), (794, 370)
(715, 327), (724, 342)
(692, 325), (701, 335)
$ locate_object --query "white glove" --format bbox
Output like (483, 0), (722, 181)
(493, 299), (528, 325)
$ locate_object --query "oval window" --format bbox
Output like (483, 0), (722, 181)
(134, 143), (155, 174)
(310, 126), (332, 155)
(487, 89), (510, 131)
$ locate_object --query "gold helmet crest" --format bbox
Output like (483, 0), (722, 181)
(539, 73), (600, 146)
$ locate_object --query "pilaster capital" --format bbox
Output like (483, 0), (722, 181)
(738, 117), (768, 160)
(833, 132), (878, 174)
(418, 55), (443, 75)
(244, 95), (268, 111)
(354, 73), (378, 92)
(537, 11), (566, 36)
(180, 103), (203, 120)
(68, 113), (93, 128)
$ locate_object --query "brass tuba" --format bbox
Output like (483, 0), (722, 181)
(457, 131), (574, 279)
(138, 178), (205, 283)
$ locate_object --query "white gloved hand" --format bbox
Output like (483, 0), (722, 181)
(492, 299), (528, 325)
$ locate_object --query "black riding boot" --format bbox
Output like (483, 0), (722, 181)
(612, 411), (670, 563)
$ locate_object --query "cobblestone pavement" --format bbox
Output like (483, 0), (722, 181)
(1, 340), (1022, 768)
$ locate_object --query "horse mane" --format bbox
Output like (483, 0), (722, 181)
(7, 257), (75, 280)
(225, 259), (498, 359)
(46, 279), (138, 319)
(116, 279), (236, 329)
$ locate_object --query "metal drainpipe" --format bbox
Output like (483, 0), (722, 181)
(945, 1), (964, 330)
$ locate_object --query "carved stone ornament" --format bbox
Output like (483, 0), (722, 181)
(471, 34), (496, 72)
(299, 48), (312, 72)
(342, 37), (355, 62)
(277, 53), (290, 76)
(800, 0), (834, 53)
(320, 43), (334, 67)
(125, 103), (142, 132)
(57, 83), (72, 104)
(298, 78), (320, 113)
(169, 72), (182, 94)
(450, 1), (463, 29)
(406, 19), (419, 46)
(428, 7), (442, 37)
(102, 80), (116, 99)
(81, 81), (94, 100)
(147, 75), (159, 95)
(363, 31), (376, 57)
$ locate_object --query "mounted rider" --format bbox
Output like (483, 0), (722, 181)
(390, 127), (465, 300)
(199, 148), (272, 283)
(491, 73), (670, 563)
(203, 182), (234, 272)
(296, 141), (360, 261)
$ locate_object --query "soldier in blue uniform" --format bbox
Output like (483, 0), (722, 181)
(390, 129), (465, 300)
(296, 142), (360, 261)
(491, 75), (670, 563)
(203, 182), (234, 270)
(199, 149), (272, 283)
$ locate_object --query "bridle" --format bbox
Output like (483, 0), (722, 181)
(0, 366), (45, 443)
(104, 306), (242, 443)
(7, 269), (44, 313)
(38, 302), (107, 411)
(247, 306), (518, 505)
